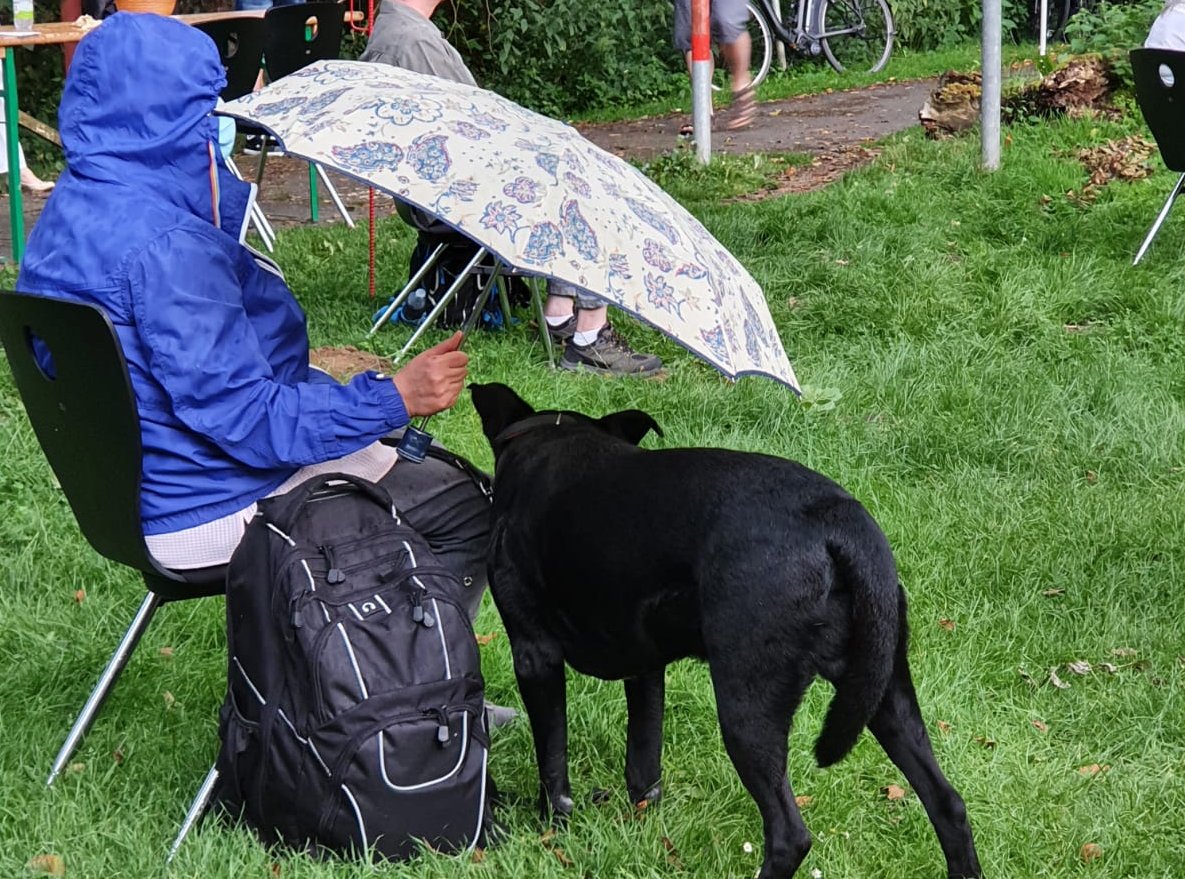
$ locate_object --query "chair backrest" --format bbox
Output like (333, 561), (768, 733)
(197, 16), (266, 102)
(0, 291), (184, 585)
(262, 1), (345, 82)
(1131, 47), (1185, 172)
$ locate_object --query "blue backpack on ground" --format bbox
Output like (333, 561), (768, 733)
(214, 473), (495, 860)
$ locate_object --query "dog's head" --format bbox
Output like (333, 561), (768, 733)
(469, 383), (663, 460)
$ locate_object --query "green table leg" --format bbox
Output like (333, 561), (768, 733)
(308, 162), (319, 223)
(2, 49), (25, 264)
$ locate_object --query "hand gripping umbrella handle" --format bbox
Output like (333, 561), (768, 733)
(396, 251), (504, 463)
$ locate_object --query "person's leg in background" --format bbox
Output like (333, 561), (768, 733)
(0, 97), (54, 193)
(544, 280), (662, 377)
(60, 0), (83, 72)
(715, 0), (754, 129)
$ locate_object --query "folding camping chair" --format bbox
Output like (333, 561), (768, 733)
(0, 291), (224, 856)
(252, 1), (354, 227)
(368, 201), (555, 366)
(197, 16), (278, 251)
(1131, 47), (1185, 264)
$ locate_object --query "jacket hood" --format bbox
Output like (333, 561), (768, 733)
(59, 12), (250, 232)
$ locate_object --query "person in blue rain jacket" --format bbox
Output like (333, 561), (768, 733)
(15, 14), (490, 617)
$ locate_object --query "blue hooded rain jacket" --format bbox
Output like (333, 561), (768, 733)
(17, 13), (409, 536)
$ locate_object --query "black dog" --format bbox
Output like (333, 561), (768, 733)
(469, 382), (981, 879)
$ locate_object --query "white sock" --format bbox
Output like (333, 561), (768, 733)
(545, 314), (572, 327)
(573, 328), (603, 347)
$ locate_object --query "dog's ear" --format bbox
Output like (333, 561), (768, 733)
(596, 409), (663, 445)
(469, 382), (535, 444)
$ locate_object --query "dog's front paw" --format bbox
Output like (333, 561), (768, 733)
(538, 783), (574, 824)
(630, 780), (663, 808)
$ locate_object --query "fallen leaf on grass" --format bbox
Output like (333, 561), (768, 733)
(937, 720), (952, 734)
(795, 795), (813, 807)
(973, 735), (997, 749)
(1042, 587), (1065, 597)
(883, 784), (907, 801)
(1049, 668), (1071, 690)
(1077, 763), (1110, 777)
(552, 847), (574, 867)
(27, 854), (65, 876)
(163, 691), (176, 710)
(474, 632), (498, 646)
(470, 847), (486, 864)
(73, 589), (86, 604)
(662, 837), (686, 870)
(1080, 842), (1103, 863)
(742, 841), (755, 854)
(1110, 647), (1137, 657)
(112, 745), (125, 765)
(938, 618), (956, 632)
(1031, 719), (1049, 733)
(67, 762), (85, 775)
(1067, 660), (1092, 675)
(540, 829), (557, 844)
(1099, 662), (1118, 674)
(158, 646), (174, 658)
(269, 863), (281, 878)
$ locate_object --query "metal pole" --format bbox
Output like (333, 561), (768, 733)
(1039, 0), (1048, 56)
(691, 0), (712, 163)
(981, 0), (1002, 171)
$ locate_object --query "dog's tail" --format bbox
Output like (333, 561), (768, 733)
(814, 517), (901, 768)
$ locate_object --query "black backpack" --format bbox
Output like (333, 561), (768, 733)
(214, 473), (495, 860)
(406, 229), (531, 330)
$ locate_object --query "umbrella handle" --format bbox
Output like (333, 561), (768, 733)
(397, 259), (504, 463)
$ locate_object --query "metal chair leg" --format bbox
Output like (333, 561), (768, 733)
(314, 163), (355, 228)
(46, 591), (163, 785)
(1134, 171), (1185, 265)
(166, 765), (221, 864)
(368, 242), (451, 336)
(225, 156), (276, 253)
(532, 278), (556, 367)
(391, 247), (490, 364)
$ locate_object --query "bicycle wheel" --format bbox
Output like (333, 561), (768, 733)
(819, 0), (894, 74)
(715, 1), (774, 92)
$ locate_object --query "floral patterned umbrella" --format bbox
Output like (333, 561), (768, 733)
(220, 60), (799, 391)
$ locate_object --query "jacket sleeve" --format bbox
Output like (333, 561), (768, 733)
(125, 226), (409, 469)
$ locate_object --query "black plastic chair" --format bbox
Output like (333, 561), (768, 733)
(1130, 47), (1185, 264)
(197, 17), (278, 251)
(0, 291), (225, 788)
(252, 1), (354, 227)
(197, 16), (266, 102)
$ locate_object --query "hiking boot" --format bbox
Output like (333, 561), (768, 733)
(560, 324), (662, 377)
(545, 314), (577, 345)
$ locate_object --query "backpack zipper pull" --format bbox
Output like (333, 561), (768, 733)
(319, 545), (346, 585)
(408, 586), (436, 628)
(426, 707), (451, 745)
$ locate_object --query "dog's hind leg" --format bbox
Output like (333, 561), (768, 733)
(867, 643), (982, 878)
(624, 670), (665, 805)
(709, 663), (814, 879)
(509, 634), (575, 822)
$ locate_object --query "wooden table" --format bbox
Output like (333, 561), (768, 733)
(0, 9), (359, 262)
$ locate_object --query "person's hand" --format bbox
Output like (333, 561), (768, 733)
(392, 332), (469, 418)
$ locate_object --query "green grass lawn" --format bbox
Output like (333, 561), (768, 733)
(2, 92), (1184, 878)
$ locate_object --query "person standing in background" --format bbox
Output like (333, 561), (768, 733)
(673, 0), (754, 131)
(361, 0), (664, 377)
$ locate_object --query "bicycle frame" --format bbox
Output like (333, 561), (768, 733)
(753, 0), (871, 49)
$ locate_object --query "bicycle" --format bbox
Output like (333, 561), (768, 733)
(739, 0), (895, 88)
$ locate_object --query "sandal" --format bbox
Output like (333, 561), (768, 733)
(719, 85), (756, 132)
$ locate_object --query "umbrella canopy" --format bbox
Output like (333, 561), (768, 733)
(220, 60), (799, 392)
